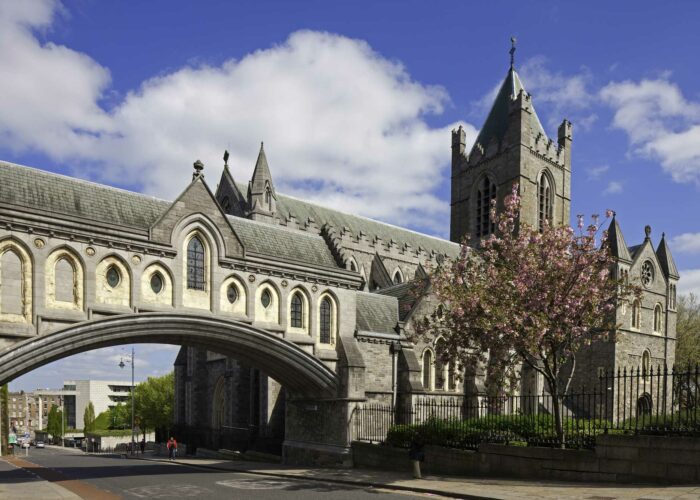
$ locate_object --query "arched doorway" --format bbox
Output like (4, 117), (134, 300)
(637, 393), (652, 416)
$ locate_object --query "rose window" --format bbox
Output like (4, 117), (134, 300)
(641, 261), (654, 287)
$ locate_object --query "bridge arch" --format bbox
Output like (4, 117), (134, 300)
(0, 312), (339, 398)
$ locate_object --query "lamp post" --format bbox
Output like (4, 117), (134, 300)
(60, 395), (64, 447)
(119, 347), (135, 456)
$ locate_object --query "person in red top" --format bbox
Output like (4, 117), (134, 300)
(166, 437), (177, 460)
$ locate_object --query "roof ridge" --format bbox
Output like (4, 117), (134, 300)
(226, 214), (325, 239)
(0, 160), (170, 204)
(274, 189), (459, 250)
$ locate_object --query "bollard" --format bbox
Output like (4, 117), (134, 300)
(412, 459), (421, 479)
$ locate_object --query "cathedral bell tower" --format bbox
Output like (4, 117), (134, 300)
(450, 40), (572, 244)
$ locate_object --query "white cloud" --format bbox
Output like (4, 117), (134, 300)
(679, 268), (700, 297)
(518, 56), (598, 131)
(587, 164), (609, 180)
(0, 1), (476, 235)
(671, 232), (700, 254)
(603, 180), (623, 195)
(600, 77), (700, 185)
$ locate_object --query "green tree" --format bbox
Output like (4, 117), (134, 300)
(1, 385), (8, 455)
(83, 402), (96, 432)
(125, 372), (174, 439)
(47, 405), (64, 443)
(109, 403), (129, 430)
(676, 293), (700, 367)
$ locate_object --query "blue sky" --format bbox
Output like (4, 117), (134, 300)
(4, 0), (700, 390)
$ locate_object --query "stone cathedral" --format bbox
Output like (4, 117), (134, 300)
(0, 55), (678, 461)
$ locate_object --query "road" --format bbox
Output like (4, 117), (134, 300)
(1, 446), (426, 499)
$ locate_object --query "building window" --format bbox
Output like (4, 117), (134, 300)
(641, 261), (654, 288)
(393, 270), (403, 285)
(348, 258), (358, 272)
(435, 339), (448, 391)
(642, 350), (651, 380)
(0, 247), (26, 317)
(319, 297), (333, 344)
(261, 289), (272, 309)
(475, 177), (496, 238)
(226, 284), (238, 304)
(653, 304), (663, 333)
(670, 284), (677, 310)
(538, 172), (553, 231)
(150, 272), (164, 294)
(187, 236), (206, 291)
(265, 185), (272, 211)
(422, 349), (433, 391)
(106, 266), (121, 288)
(290, 292), (304, 329)
(631, 300), (641, 330)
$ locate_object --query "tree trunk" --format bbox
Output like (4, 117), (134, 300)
(546, 378), (566, 448)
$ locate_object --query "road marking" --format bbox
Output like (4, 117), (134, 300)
(125, 484), (212, 498)
(216, 477), (310, 490)
(7, 455), (120, 500)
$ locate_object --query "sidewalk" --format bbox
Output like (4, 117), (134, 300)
(137, 453), (700, 499)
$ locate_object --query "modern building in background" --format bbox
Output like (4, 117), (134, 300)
(8, 380), (133, 434)
(66, 380), (134, 430)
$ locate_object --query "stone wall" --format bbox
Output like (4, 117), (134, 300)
(352, 435), (700, 484)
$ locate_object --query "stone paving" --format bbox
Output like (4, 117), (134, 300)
(139, 454), (700, 500)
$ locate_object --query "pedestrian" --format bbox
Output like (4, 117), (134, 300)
(167, 437), (177, 460)
(409, 437), (425, 479)
(140, 438), (145, 455)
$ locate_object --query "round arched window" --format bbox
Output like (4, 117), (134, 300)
(641, 261), (654, 287)
(227, 284), (238, 304)
(106, 266), (121, 288)
(150, 273), (164, 294)
(261, 289), (272, 308)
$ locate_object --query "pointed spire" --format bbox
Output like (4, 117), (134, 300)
(247, 141), (277, 221)
(471, 55), (546, 156)
(250, 141), (274, 194)
(607, 215), (632, 261)
(656, 232), (680, 279)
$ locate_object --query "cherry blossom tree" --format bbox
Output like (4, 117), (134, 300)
(417, 184), (639, 446)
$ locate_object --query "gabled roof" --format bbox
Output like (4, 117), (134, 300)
(656, 233), (680, 279)
(227, 215), (338, 268)
(606, 216), (632, 261)
(370, 253), (393, 289)
(0, 160), (170, 229)
(472, 66), (547, 154)
(355, 292), (398, 334)
(376, 279), (429, 321)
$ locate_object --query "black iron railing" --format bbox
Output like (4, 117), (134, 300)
(353, 364), (700, 449)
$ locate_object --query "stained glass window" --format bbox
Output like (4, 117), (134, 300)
(187, 236), (206, 291)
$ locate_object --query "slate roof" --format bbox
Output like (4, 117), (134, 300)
(272, 191), (460, 258)
(472, 66), (547, 154)
(228, 215), (338, 268)
(0, 160), (170, 229)
(376, 279), (429, 321)
(355, 292), (399, 334)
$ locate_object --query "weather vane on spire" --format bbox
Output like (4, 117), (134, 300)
(510, 36), (517, 68)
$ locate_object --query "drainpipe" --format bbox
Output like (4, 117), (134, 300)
(390, 342), (402, 409)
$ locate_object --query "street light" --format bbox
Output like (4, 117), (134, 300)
(119, 347), (135, 456)
(60, 395), (64, 447)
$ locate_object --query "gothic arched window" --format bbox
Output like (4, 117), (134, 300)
(631, 299), (641, 330)
(393, 270), (403, 285)
(187, 236), (206, 291)
(0, 248), (24, 316)
(653, 304), (663, 333)
(642, 350), (651, 380)
(319, 296), (333, 344)
(422, 349), (433, 390)
(538, 172), (553, 231)
(290, 292), (304, 329)
(476, 177), (496, 238)
(265, 184), (272, 211)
